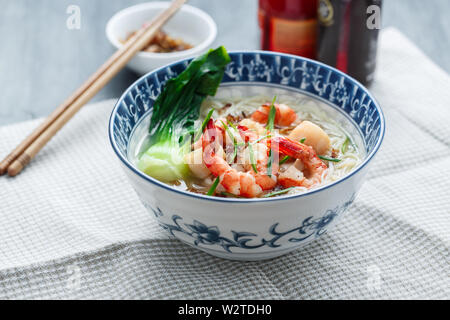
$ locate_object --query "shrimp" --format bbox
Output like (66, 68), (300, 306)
(288, 121), (331, 155)
(251, 142), (278, 190)
(251, 103), (298, 127)
(184, 148), (211, 179)
(216, 117), (246, 163)
(273, 136), (328, 189)
(202, 120), (263, 197)
(239, 118), (266, 135)
(237, 125), (278, 190)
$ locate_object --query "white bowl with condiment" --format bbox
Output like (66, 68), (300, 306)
(106, 2), (217, 74)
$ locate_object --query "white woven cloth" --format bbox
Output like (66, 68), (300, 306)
(0, 28), (448, 300)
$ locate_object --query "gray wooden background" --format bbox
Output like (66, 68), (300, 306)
(1, 0), (449, 125)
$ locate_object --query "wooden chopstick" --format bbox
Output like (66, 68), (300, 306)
(0, 0), (187, 177)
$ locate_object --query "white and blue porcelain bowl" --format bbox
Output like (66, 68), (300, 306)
(109, 51), (385, 261)
(106, 2), (217, 74)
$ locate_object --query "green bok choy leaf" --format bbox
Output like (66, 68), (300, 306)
(138, 47), (231, 182)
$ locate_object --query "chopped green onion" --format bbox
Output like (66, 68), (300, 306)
(265, 95), (276, 177)
(263, 187), (296, 198)
(252, 134), (272, 144)
(207, 177), (221, 196)
(266, 96), (277, 132)
(221, 120), (238, 163)
(202, 109), (215, 131)
(319, 156), (342, 163)
(248, 143), (258, 173)
(266, 149), (274, 177)
(231, 146), (238, 164)
(227, 119), (238, 131)
(341, 136), (350, 153)
(220, 120), (232, 138)
(195, 109), (215, 141)
(299, 138), (306, 143)
(279, 155), (290, 165)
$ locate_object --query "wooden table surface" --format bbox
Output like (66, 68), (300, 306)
(1, 0), (449, 125)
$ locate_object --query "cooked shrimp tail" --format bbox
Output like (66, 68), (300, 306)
(251, 103), (298, 127)
(273, 136), (328, 189)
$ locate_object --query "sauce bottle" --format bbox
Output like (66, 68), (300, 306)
(258, 0), (318, 59)
(317, 0), (382, 86)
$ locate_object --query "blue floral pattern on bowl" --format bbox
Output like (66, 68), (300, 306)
(156, 193), (355, 253)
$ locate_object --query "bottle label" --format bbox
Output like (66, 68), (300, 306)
(270, 17), (317, 58)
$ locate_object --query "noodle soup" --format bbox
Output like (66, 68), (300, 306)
(130, 90), (364, 199)
(112, 48), (384, 260)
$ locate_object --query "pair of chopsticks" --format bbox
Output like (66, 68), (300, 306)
(0, 0), (187, 177)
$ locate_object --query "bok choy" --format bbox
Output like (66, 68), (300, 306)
(138, 46), (231, 182)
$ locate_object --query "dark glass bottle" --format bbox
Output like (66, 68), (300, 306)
(258, 0), (318, 59)
(317, 0), (382, 86)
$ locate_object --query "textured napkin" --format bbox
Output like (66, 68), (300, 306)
(0, 28), (448, 300)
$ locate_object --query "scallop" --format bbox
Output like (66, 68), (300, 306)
(288, 121), (331, 155)
(184, 148), (211, 179)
